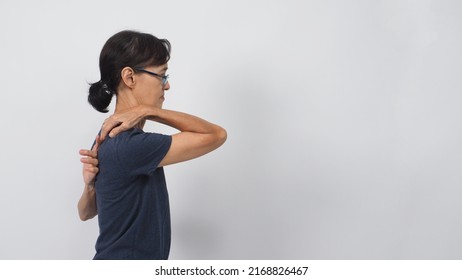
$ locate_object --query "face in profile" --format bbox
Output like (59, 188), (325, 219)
(133, 63), (170, 108)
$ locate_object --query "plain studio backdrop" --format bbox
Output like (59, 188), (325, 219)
(0, 0), (461, 259)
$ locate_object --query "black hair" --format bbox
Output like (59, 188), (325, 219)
(88, 30), (171, 113)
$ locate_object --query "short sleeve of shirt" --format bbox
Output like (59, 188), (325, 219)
(116, 128), (172, 176)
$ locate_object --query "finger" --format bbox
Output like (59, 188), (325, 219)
(83, 163), (99, 171)
(84, 166), (99, 173)
(79, 149), (92, 156)
(80, 149), (97, 158)
(92, 135), (100, 152)
(109, 127), (119, 138)
(101, 118), (121, 141)
(81, 157), (98, 166)
(100, 119), (111, 141)
(109, 123), (128, 138)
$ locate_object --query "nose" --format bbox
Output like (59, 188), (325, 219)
(163, 81), (170, 90)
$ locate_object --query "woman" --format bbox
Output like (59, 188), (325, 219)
(77, 30), (227, 260)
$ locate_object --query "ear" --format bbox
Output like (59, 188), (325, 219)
(120, 67), (136, 88)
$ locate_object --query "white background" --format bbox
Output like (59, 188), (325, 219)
(0, 0), (461, 259)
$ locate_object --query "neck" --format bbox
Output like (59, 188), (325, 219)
(114, 89), (145, 130)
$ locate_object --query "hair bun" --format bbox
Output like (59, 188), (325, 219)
(88, 80), (113, 113)
(102, 83), (113, 95)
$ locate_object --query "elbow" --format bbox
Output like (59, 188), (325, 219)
(79, 212), (96, 221)
(206, 126), (227, 152)
(216, 127), (227, 147)
(79, 211), (91, 221)
(78, 204), (96, 221)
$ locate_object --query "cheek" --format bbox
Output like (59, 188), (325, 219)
(137, 82), (163, 101)
(143, 85), (157, 97)
(152, 86), (163, 96)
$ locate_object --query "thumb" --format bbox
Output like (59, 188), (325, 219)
(92, 135), (101, 152)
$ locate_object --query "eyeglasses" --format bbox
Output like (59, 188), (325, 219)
(133, 67), (169, 86)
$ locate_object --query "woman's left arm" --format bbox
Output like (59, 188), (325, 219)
(78, 183), (97, 221)
(77, 136), (100, 221)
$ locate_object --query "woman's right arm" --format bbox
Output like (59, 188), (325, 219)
(100, 106), (227, 167)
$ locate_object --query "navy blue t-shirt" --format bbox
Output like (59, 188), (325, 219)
(93, 128), (172, 260)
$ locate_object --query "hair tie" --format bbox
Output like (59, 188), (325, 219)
(101, 82), (112, 95)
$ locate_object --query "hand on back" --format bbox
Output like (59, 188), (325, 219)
(79, 135), (102, 186)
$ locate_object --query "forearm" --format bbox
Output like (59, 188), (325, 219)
(143, 106), (225, 136)
(78, 184), (97, 221)
(101, 105), (227, 167)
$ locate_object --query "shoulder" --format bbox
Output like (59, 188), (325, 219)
(102, 128), (149, 144)
(102, 128), (171, 153)
(124, 128), (172, 146)
(100, 128), (172, 175)
(99, 128), (137, 147)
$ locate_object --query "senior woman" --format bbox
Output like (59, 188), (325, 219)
(77, 30), (226, 260)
